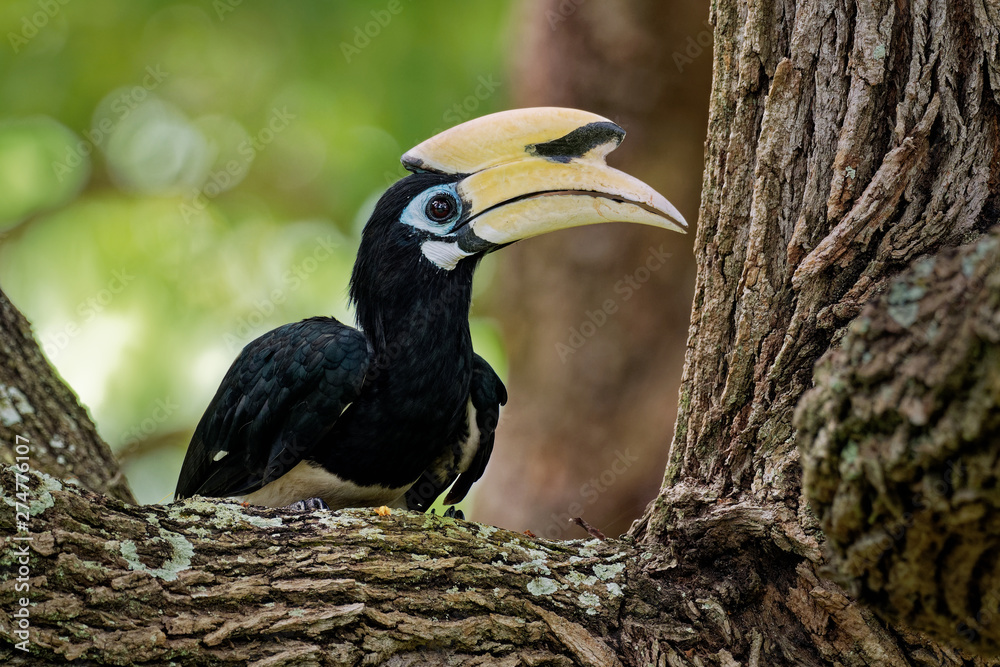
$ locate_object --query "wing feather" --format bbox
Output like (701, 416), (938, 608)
(404, 353), (507, 511)
(175, 317), (370, 499)
(444, 355), (507, 505)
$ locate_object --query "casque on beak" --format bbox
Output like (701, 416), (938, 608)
(401, 107), (687, 257)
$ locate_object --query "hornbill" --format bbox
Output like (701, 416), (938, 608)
(175, 107), (686, 514)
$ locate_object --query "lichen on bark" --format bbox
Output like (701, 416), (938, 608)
(0, 464), (634, 666)
(798, 229), (1000, 654)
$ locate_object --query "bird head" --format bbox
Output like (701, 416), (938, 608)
(349, 107), (687, 332)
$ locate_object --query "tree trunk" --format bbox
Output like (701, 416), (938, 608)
(798, 231), (1000, 653)
(629, 0), (1000, 663)
(4, 0), (1000, 664)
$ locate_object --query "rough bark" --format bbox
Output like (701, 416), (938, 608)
(0, 457), (987, 667)
(0, 290), (134, 504)
(3, 0), (1000, 664)
(628, 0), (1000, 662)
(0, 464), (633, 666)
(478, 0), (708, 539)
(798, 229), (1000, 653)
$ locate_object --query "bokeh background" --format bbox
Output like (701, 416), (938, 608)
(0, 1), (710, 537)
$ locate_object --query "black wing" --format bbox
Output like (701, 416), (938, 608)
(175, 317), (370, 499)
(405, 353), (507, 511)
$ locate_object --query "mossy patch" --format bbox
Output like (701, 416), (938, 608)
(116, 529), (194, 581)
(527, 577), (560, 596)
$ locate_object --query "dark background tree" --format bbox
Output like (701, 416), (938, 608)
(478, 0), (711, 540)
(3, 0), (1000, 665)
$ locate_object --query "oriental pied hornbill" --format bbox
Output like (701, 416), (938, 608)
(175, 107), (686, 514)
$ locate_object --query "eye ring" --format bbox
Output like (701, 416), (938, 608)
(425, 193), (457, 223)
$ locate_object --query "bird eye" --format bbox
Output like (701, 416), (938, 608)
(425, 194), (457, 223)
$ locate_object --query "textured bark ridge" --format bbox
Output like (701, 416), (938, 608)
(0, 290), (134, 504)
(656, 0), (999, 515)
(630, 0), (1000, 662)
(0, 464), (634, 666)
(798, 230), (1000, 654)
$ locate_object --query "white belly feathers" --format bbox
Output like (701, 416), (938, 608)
(242, 460), (409, 510)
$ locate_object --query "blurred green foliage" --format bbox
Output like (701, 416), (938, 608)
(0, 1), (512, 505)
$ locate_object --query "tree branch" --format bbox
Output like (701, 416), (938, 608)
(0, 464), (633, 665)
(0, 289), (134, 503)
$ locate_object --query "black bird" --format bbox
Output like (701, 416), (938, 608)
(175, 107), (686, 513)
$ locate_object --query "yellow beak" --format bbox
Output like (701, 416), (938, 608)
(402, 107), (687, 255)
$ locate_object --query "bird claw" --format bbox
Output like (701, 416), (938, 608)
(443, 506), (464, 520)
(286, 497), (330, 512)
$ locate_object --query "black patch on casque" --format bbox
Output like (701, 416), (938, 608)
(527, 121), (624, 163)
(401, 154), (431, 173)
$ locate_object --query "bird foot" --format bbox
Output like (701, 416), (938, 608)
(429, 506), (464, 519)
(286, 497), (330, 511)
